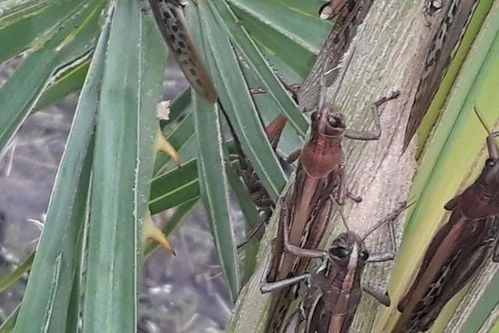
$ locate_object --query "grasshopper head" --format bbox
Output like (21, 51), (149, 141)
(328, 232), (369, 264)
(311, 106), (346, 136)
(319, 0), (348, 20)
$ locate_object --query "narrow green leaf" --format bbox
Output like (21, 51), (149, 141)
(136, 1), (168, 221)
(0, 305), (19, 333)
(194, 1), (287, 201)
(150, 159), (200, 214)
(82, 1), (167, 330)
(35, 59), (90, 110)
(167, 88), (192, 121)
(225, 161), (259, 285)
(208, 0), (309, 136)
(0, 253), (33, 293)
(460, 273), (499, 333)
(12, 5), (111, 332)
(82, 2), (141, 330)
(0, 0), (104, 155)
(0, 0), (70, 63)
(227, 0), (330, 78)
(193, 95), (240, 302)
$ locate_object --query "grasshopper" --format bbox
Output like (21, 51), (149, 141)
(394, 127), (499, 332)
(261, 202), (409, 333)
(234, 114), (290, 247)
(236, 115), (289, 214)
(403, 0), (479, 150)
(148, 0), (218, 102)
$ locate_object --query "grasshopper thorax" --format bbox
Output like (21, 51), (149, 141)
(302, 107), (345, 178)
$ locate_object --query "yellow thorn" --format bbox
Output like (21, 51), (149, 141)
(144, 213), (175, 255)
(155, 130), (181, 168)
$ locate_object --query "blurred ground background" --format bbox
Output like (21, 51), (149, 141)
(0, 56), (233, 332)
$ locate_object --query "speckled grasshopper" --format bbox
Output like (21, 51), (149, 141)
(394, 116), (499, 332)
(261, 202), (408, 333)
(403, 0), (479, 149)
(148, 0), (217, 102)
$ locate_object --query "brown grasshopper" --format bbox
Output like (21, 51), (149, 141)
(148, 0), (218, 102)
(403, 0), (479, 150)
(394, 128), (499, 332)
(261, 202), (409, 333)
(236, 115), (288, 214)
(230, 114), (289, 248)
(237, 0), (373, 240)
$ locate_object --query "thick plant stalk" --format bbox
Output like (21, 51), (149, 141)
(228, 0), (449, 331)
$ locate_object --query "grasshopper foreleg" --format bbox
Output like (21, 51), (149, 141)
(344, 90), (400, 140)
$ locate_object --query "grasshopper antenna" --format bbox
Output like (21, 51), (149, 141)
(317, 44), (356, 112)
(317, 49), (332, 112)
(473, 106), (499, 159)
(473, 106), (492, 135)
(330, 195), (350, 232)
(330, 47), (356, 105)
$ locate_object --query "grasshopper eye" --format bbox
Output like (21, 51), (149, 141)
(360, 251), (369, 261)
(318, 3), (333, 20)
(327, 115), (337, 126)
(311, 111), (320, 122)
(330, 246), (349, 259)
(486, 158), (496, 167)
